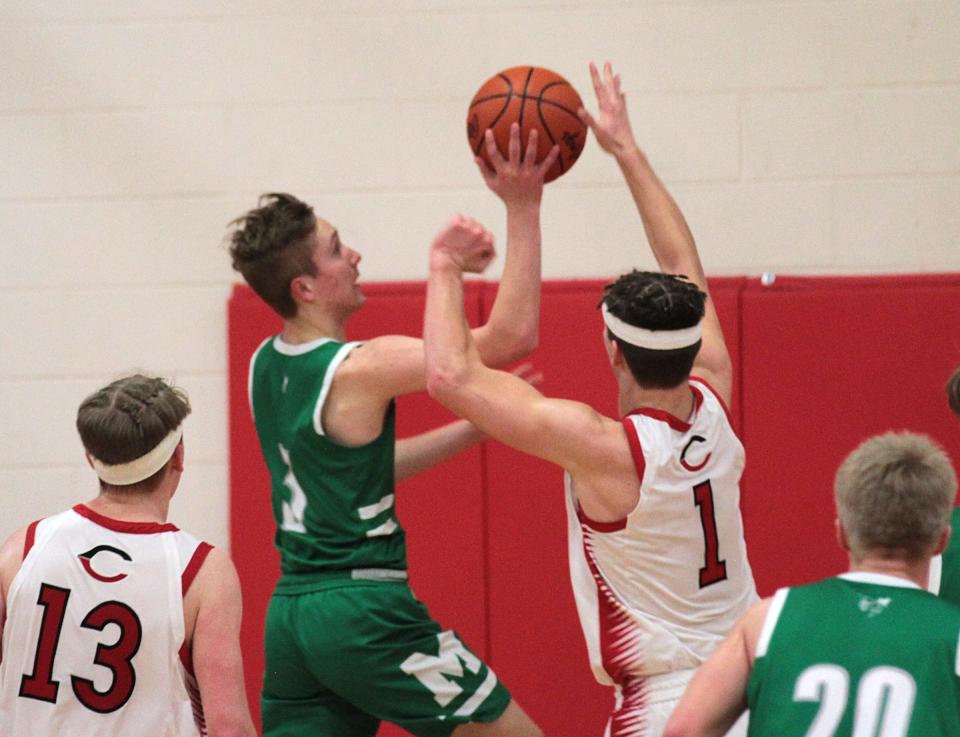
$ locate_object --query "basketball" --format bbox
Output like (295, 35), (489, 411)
(466, 66), (587, 183)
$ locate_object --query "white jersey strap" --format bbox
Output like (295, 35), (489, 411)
(755, 588), (790, 658)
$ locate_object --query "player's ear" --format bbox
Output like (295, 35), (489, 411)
(834, 518), (850, 552)
(170, 441), (185, 473)
(290, 274), (315, 306)
(84, 452), (95, 470)
(934, 525), (952, 556)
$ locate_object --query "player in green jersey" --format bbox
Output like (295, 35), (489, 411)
(930, 365), (960, 603)
(663, 431), (960, 737)
(228, 125), (556, 737)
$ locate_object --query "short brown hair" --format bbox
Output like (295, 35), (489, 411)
(835, 432), (956, 560)
(228, 193), (318, 318)
(947, 365), (960, 418)
(77, 374), (191, 491)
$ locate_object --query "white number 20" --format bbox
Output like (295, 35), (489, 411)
(794, 664), (915, 737)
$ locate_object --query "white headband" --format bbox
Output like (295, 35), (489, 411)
(91, 426), (183, 486)
(601, 303), (702, 350)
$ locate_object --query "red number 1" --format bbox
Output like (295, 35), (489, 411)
(693, 481), (727, 588)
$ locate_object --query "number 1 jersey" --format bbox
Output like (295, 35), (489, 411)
(0, 505), (210, 736)
(565, 378), (757, 684)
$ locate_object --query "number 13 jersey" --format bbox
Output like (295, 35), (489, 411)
(565, 378), (757, 684)
(0, 504), (210, 736)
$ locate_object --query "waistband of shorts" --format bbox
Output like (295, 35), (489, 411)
(616, 668), (698, 705)
(274, 568), (409, 594)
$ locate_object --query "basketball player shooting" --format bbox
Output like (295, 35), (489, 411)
(424, 61), (757, 737)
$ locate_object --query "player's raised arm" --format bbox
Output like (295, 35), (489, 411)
(333, 124), (558, 417)
(424, 220), (637, 521)
(579, 61), (733, 404)
(470, 123), (558, 367)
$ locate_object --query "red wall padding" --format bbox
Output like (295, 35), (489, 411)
(228, 274), (960, 736)
(738, 274), (960, 594)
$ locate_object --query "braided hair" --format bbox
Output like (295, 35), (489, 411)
(228, 193), (318, 318)
(77, 375), (191, 488)
(600, 270), (707, 389)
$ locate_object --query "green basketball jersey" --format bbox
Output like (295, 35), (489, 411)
(249, 335), (407, 576)
(936, 507), (960, 606)
(747, 573), (960, 737)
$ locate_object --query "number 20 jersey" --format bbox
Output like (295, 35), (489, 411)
(0, 505), (210, 737)
(747, 573), (960, 736)
(565, 378), (757, 684)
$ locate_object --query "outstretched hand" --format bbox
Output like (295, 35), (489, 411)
(476, 122), (560, 206)
(430, 214), (496, 274)
(578, 61), (638, 158)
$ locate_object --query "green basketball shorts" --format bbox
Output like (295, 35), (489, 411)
(261, 578), (511, 737)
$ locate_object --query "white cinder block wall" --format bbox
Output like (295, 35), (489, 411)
(1, 1), (957, 547)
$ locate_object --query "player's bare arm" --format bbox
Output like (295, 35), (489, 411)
(663, 598), (772, 737)
(425, 230), (640, 523)
(184, 547), (256, 737)
(322, 127), (555, 447)
(0, 526), (28, 656)
(580, 61), (733, 404)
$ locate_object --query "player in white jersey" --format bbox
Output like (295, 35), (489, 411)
(0, 374), (255, 737)
(424, 62), (757, 737)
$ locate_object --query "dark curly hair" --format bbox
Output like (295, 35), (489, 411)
(948, 366), (960, 419)
(228, 193), (318, 318)
(77, 374), (191, 491)
(600, 270), (707, 389)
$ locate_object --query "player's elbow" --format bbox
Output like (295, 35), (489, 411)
(425, 361), (470, 405)
(491, 324), (539, 366)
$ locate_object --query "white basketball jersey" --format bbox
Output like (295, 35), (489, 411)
(566, 378), (757, 686)
(0, 505), (210, 736)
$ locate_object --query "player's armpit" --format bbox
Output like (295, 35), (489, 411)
(189, 549), (256, 737)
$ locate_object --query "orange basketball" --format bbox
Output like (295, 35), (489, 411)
(466, 66), (587, 183)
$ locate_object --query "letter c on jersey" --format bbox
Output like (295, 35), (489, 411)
(680, 435), (711, 473)
(78, 545), (132, 583)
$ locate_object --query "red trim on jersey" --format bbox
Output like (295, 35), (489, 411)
(690, 375), (736, 430)
(182, 542), (213, 596)
(23, 519), (41, 560)
(179, 643), (195, 676)
(624, 385), (703, 434)
(72, 504), (179, 534)
(576, 504), (628, 533)
(621, 416), (647, 486)
(580, 528), (645, 687)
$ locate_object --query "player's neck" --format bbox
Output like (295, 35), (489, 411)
(282, 306), (346, 344)
(848, 556), (931, 589)
(619, 381), (695, 421)
(84, 488), (172, 525)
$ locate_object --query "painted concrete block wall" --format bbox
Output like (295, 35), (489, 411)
(1, 1), (957, 550)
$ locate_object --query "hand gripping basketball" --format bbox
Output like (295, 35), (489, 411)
(430, 215), (496, 274)
(467, 66), (587, 183)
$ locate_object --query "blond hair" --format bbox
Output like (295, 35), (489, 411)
(835, 432), (956, 560)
